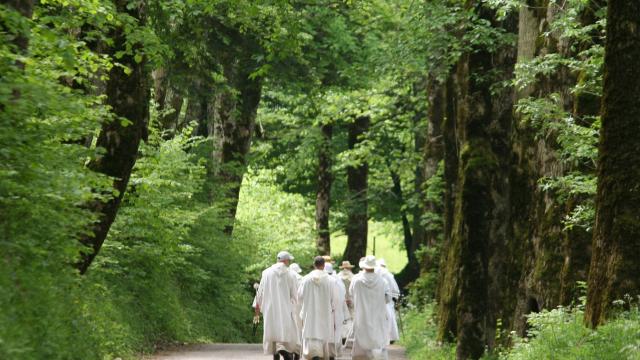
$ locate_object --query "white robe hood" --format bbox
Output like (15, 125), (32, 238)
(350, 271), (390, 352)
(298, 269), (335, 342)
(256, 262), (300, 353)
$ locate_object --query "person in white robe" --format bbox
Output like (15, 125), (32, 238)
(297, 256), (337, 360)
(377, 258), (400, 342)
(256, 251), (301, 360)
(350, 255), (391, 360)
(290, 262), (304, 339)
(324, 263), (347, 358)
(290, 263), (303, 280)
(337, 261), (355, 343)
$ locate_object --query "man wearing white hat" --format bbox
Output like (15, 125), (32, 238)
(255, 251), (301, 360)
(350, 255), (390, 360)
(297, 256), (338, 360)
(377, 258), (400, 343)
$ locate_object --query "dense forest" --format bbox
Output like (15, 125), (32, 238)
(2, 0), (640, 359)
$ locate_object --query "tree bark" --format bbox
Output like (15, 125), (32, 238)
(343, 116), (370, 265)
(152, 68), (183, 137)
(397, 77), (443, 289)
(388, 164), (413, 266)
(315, 123), (333, 255)
(422, 77), (445, 255)
(585, 0), (640, 328)
(76, 0), (150, 274)
(435, 4), (518, 357)
(436, 73), (459, 343)
(212, 56), (262, 234)
(511, 1), (602, 335)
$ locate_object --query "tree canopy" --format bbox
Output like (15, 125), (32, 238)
(2, 0), (639, 359)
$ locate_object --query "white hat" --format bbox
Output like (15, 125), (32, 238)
(359, 255), (377, 270)
(377, 258), (387, 267)
(325, 263), (334, 274)
(290, 263), (302, 273)
(277, 251), (294, 261)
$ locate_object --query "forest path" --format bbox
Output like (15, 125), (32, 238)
(147, 343), (408, 359)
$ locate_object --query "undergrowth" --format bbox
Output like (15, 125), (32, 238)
(401, 301), (640, 360)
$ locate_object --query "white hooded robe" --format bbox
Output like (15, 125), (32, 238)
(297, 269), (337, 359)
(350, 271), (390, 360)
(329, 273), (347, 357)
(378, 267), (400, 341)
(256, 262), (300, 355)
(338, 269), (355, 341)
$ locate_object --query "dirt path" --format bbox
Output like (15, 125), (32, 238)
(147, 343), (408, 360)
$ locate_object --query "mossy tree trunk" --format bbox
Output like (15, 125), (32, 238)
(436, 73), (460, 343)
(316, 123), (333, 255)
(511, 0), (602, 334)
(585, 0), (640, 328)
(435, 4), (518, 357)
(343, 116), (370, 265)
(77, 0), (150, 274)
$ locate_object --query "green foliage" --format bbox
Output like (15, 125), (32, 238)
(234, 169), (317, 278)
(402, 299), (640, 360)
(401, 304), (456, 360)
(501, 306), (640, 360)
(86, 128), (256, 352)
(513, 0), (605, 233)
(0, 1), (114, 358)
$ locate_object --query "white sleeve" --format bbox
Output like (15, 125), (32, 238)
(289, 271), (299, 305)
(384, 280), (391, 304)
(388, 273), (400, 298)
(256, 271), (266, 311)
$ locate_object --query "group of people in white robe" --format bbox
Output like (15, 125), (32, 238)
(254, 251), (401, 360)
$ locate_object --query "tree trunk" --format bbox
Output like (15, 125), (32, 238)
(388, 164), (413, 268)
(436, 73), (459, 343)
(511, 1), (602, 335)
(423, 77), (445, 248)
(212, 57), (262, 234)
(585, 0), (640, 328)
(435, 4), (518, 357)
(76, 0), (150, 274)
(343, 116), (370, 265)
(397, 77), (443, 289)
(152, 68), (183, 137)
(315, 123), (333, 255)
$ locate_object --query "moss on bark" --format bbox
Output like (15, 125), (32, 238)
(585, 0), (640, 327)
